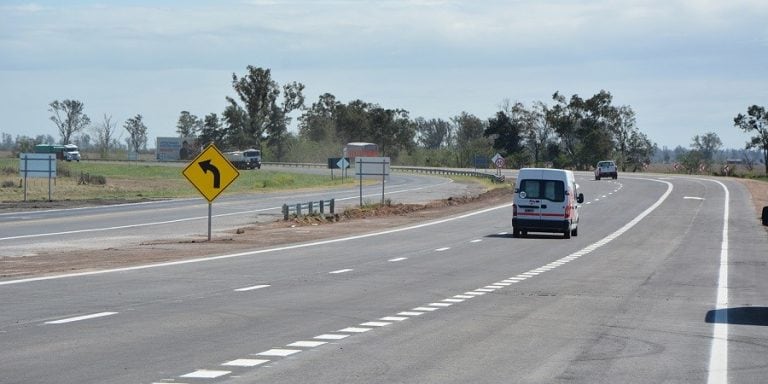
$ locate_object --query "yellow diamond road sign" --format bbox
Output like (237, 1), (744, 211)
(183, 144), (240, 203)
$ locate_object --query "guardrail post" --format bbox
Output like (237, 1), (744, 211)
(296, 203), (302, 216)
(320, 200), (325, 214)
(282, 204), (288, 220)
(309, 201), (314, 215)
(330, 198), (335, 214)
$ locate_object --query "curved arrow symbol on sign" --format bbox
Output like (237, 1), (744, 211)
(198, 160), (221, 188)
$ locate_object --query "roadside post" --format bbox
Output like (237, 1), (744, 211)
(492, 153), (505, 180)
(182, 144), (240, 241)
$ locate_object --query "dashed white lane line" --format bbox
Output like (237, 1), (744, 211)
(315, 334), (350, 340)
(464, 291), (486, 296)
(222, 359), (269, 367)
(255, 349), (302, 357)
(288, 341), (327, 348)
(413, 306), (439, 311)
(361, 321), (392, 327)
(181, 369), (231, 379)
(388, 257), (408, 262)
(470, 239), (482, 243)
(443, 298), (464, 303)
(429, 302), (452, 307)
(329, 269), (353, 274)
(45, 312), (118, 325)
(234, 284), (270, 292)
(338, 327), (372, 333)
(475, 288), (496, 292)
(398, 311), (424, 316)
(453, 294), (475, 299)
(380, 316), (408, 322)
(435, 247), (451, 252)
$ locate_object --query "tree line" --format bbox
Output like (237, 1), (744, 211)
(2, 65), (766, 174)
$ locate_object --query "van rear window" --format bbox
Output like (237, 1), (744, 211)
(519, 179), (565, 202)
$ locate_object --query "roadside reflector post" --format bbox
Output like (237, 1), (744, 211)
(207, 203), (212, 241)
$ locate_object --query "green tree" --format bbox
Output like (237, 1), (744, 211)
(485, 111), (523, 158)
(625, 130), (655, 171)
(199, 113), (226, 148)
(124, 114), (148, 153)
(734, 105), (768, 174)
(691, 132), (722, 166)
(452, 112), (489, 167)
(415, 118), (452, 150)
(299, 93), (339, 143)
(49, 99), (91, 145)
(176, 111), (201, 137)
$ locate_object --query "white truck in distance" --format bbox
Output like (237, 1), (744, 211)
(225, 149), (261, 170)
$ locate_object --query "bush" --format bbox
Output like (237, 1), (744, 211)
(1, 180), (16, 188)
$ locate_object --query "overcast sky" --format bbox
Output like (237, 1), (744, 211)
(1, 0), (766, 150)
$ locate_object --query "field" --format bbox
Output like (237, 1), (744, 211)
(0, 158), (354, 203)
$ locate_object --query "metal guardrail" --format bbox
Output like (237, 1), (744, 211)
(263, 162), (506, 182)
(282, 198), (335, 220)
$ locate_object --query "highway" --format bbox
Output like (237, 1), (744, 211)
(1, 172), (767, 383)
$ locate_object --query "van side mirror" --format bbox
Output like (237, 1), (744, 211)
(577, 193), (584, 204)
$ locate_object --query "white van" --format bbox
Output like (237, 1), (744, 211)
(512, 168), (584, 239)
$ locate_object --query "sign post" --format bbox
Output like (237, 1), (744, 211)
(491, 153), (505, 178)
(182, 144), (240, 241)
(355, 157), (391, 207)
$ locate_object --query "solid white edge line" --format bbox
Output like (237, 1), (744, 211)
(0, 203), (514, 286)
(234, 284), (271, 292)
(707, 179), (729, 384)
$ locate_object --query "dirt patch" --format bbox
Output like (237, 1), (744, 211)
(733, 177), (768, 222)
(0, 187), (513, 279)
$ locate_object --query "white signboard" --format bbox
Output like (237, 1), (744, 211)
(355, 156), (391, 178)
(19, 153), (57, 178)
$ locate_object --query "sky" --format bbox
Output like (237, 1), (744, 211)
(0, 0), (766, 150)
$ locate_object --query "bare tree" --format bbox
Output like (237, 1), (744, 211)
(49, 99), (91, 145)
(124, 114), (148, 153)
(93, 114), (121, 159)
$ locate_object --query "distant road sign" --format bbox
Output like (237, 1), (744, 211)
(328, 157), (350, 169)
(182, 144), (240, 203)
(492, 153), (505, 168)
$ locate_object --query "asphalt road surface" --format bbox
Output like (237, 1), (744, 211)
(1, 172), (767, 384)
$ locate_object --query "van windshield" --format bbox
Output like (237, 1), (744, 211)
(519, 179), (565, 202)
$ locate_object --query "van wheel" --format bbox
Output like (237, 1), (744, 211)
(571, 227), (578, 236)
(595, 176), (600, 180)
(513, 228), (520, 238)
(564, 229), (571, 239)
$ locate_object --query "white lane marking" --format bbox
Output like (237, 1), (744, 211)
(470, 239), (482, 243)
(329, 269), (353, 274)
(476, 288), (496, 292)
(45, 312), (118, 324)
(222, 359), (269, 367)
(388, 257), (408, 262)
(708, 180), (730, 384)
(585, 202), (592, 205)
(315, 334), (350, 340)
(361, 321), (391, 327)
(181, 370), (231, 378)
(255, 349), (302, 357)
(288, 341), (327, 348)
(497, 231), (508, 235)
(435, 247), (450, 252)
(464, 291), (486, 296)
(443, 298), (464, 303)
(398, 311), (424, 316)
(494, 282), (512, 286)
(234, 284), (270, 292)
(380, 316), (408, 322)
(453, 295), (474, 299)
(1, 203), (514, 286)
(684, 196), (705, 200)
(429, 302), (452, 307)
(413, 306), (439, 311)
(338, 327), (371, 333)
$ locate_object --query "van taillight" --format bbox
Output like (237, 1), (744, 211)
(564, 205), (571, 219)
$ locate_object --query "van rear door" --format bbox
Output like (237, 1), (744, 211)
(518, 178), (566, 221)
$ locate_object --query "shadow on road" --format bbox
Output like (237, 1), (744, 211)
(706, 307), (768, 326)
